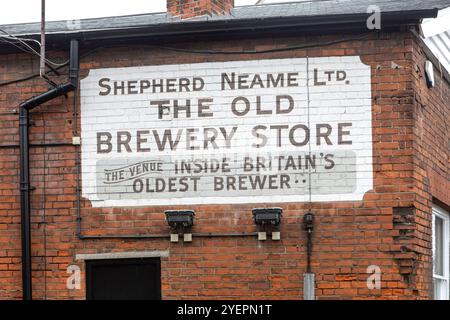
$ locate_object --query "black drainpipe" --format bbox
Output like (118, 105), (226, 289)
(19, 40), (79, 300)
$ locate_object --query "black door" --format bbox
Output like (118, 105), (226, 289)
(86, 258), (161, 300)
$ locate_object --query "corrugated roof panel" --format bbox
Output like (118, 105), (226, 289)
(425, 30), (450, 73)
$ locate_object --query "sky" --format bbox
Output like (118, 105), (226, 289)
(0, 0), (304, 25)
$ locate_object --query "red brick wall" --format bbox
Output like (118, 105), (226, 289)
(409, 34), (450, 299)
(0, 30), (448, 300)
(167, 0), (234, 19)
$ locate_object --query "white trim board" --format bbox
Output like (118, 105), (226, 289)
(75, 250), (169, 261)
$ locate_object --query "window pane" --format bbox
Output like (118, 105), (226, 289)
(434, 216), (444, 276)
(434, 279), (442, 300)
(434, 278), (440, 299)
(433, 278), (449, 300)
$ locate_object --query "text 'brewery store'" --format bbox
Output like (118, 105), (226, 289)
(0, 0), (449, 300)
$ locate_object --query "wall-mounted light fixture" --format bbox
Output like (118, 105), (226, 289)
(425, 60), (435, 88)
(252, 208), (282, 241)
(165, 210), (195, 243)
(303, 212), (314, 235)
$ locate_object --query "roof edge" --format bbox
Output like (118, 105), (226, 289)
(0, 9), (439, 54)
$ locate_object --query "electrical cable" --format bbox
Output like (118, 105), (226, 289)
(3, 36), (69, 67)
(154, 33), (371, 55)
(0, 32), (374, 88)
(0, 47), (105, 88)
(0, 28), (42, 45)
(0, 37), (68, 85)
(0, 37), (38, 57)
(0, 28), (69, 67)
(0, 34), (41, 46)
(73, 75), (83, 237)
(306, 56), (313, 210)
(42, 113), (48, 300)
(0, 65), (65, 87)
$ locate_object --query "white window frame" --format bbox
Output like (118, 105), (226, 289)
(432, 205), (450, 300)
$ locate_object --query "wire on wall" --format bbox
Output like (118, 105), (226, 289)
(42, 113), (48, 300)
(0, 28), (69, 67)
(73, 78), (83, 237)
(154, 33), (370, 55)
(0, 33), (374, 88)
(306, 56), (313, 210)
(4, 32), (376, 241)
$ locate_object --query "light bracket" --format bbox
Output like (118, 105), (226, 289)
(252, 208), (282, 226)
(165, 210), (195, 229)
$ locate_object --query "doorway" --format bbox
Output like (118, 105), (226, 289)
(86, 258), (161, 300)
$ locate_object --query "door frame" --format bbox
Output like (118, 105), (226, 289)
(85, 257), (162, 300)
(432, 204), (450, 300)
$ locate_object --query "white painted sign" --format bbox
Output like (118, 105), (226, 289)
(80, 57), (373, 207)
